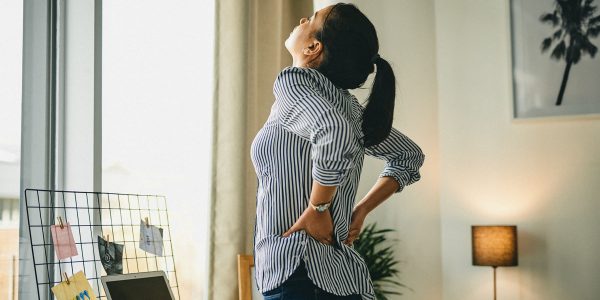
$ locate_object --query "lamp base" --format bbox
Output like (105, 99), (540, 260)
(493, 266), (497, 300)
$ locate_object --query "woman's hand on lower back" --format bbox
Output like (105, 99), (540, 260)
(282, 206), (335, 245)
(344, 206), (368, 246)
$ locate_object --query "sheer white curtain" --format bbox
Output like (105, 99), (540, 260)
(208, 0), (312, 299)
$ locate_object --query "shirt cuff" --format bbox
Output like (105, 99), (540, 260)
(379, 170), (410, 193)
(312, 167), (351, 186)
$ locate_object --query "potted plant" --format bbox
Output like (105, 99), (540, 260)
(353, 223), (407, 299)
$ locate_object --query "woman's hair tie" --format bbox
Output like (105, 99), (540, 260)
(371, 53), (380, 64)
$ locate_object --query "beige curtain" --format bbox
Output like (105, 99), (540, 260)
(208, 1), (313, 299)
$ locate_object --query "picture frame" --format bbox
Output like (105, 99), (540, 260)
(510, 0), (600, 119)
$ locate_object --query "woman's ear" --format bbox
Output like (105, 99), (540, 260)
(303, 40), (323, 56)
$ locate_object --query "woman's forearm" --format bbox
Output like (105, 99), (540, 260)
(282, 180), (337, 243)
(310, 180), (338, 205)
(354, 176), (400, 215)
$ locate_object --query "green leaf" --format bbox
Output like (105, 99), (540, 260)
(354, 222), (406, 298)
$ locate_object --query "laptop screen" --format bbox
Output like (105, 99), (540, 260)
(105, 275), (173, 300)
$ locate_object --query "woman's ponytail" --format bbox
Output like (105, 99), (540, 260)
(362, 56), (396, 147)
(313, 3), (396, 147)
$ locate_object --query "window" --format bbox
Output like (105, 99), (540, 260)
(0, 1), (23, 299)
(17, 1), (214, 298)
(102, 1), (214, 297)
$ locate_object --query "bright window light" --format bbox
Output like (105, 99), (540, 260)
(102, 1), (214, 298)
(0, 1), (23, 299)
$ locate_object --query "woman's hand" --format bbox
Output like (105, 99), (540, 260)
(343, 206), (368, 246)
(282, 206), (335, 245)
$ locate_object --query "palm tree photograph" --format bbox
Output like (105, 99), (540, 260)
(511, 0), (600, 118)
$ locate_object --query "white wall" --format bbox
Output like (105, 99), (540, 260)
(316, 1), (600, 299)
(435, 1), (600, 300)
(355, 2), (443, 299)
(315, 1), (443, 299)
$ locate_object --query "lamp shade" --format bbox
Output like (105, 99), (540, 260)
(472, 225), (518, 267)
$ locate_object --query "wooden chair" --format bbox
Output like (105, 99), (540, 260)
(237, 254), (254, 300)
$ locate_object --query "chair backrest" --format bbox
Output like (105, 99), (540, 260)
(237, 254), (254, 300)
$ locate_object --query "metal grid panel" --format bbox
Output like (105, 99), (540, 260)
(24, 189), (180, 299)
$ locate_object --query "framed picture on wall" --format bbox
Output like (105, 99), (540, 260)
(510, 0), (600, 119)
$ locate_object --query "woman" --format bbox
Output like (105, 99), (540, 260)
(250, 3), (424, 300)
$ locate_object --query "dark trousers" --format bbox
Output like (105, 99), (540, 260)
(262, 261), (362, 300)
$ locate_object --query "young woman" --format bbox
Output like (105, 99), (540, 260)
(250, 3), (425, 300)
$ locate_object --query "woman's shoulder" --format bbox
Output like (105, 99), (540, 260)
(274, 66), (339, 95)
(274, 66), (363, 133)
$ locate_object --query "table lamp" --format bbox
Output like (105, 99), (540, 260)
(471, 225), (518, 300)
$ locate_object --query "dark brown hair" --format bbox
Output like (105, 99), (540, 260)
(315, 3), (396, 147)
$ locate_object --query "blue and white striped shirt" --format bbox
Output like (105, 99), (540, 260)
(251, 66), (424, 300)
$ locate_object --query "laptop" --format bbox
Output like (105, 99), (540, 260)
(101, 271), (175, 300)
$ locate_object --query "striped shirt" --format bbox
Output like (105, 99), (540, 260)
(251, 66), (424, 300)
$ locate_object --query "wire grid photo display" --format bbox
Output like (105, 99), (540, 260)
(25, 189), (180, 300)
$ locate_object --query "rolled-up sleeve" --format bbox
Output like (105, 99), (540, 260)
(365, 127), (425, 193)
(274, 68), (360, 186)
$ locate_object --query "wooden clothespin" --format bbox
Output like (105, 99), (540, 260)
(63, 272), (70, 285)
(144, 217), (149, 228)
(57, 216), (64, 229)
(105, 234), (110, 244)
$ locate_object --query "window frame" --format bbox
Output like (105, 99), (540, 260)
(19, 0), (102, 299)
